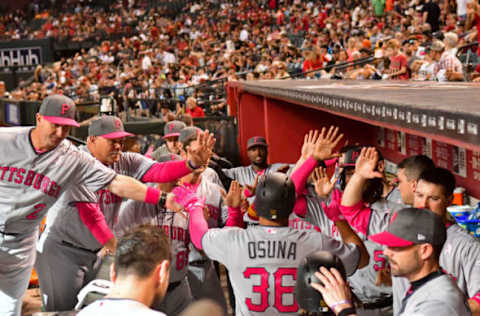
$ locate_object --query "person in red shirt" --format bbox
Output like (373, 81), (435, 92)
(185, 97), (205, 118)
(384, 39), (410, 80)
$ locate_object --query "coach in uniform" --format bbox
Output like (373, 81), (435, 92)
(35, 115), (213, 311)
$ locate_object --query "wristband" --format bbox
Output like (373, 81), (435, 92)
(158, 191), (168, 208)
(188, 159), (201, 170)
(337, 307), (356, 316)
(330, 300), (352, 312)
(145, 187), (160, 204)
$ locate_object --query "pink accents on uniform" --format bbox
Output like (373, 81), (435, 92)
(324, 158), (338, 167)
(42, 115), (80, 127)
(75, 202), (114, 245)
(290, 156), (317, 195)
(293, 196), (307, 217)
(172, 186), (200, 209)
(321, 189), (345, 222)
(144, 186), (160, 204)
(101, 131), (134, 139)
(226, 207), (245, 228)
(141, 159), (191, 183)
(61, 103), (70, 115)
(339, 201), (372, 235)
(244, 187), (253, 198)
(368, 231), (414, 247)
(189, 203), (209, 250)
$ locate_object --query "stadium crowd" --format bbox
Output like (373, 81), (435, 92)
(1, 0), (480, 118)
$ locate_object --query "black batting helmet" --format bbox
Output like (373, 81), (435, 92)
(295, 251), (347, 313)
(253, 172), (295, 220)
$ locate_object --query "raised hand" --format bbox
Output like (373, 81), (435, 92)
(221, 181), (242, 208)
(312, 126), (344, 162)
(245, 174), (260, 197)
(354, 147), (383, 179)
(187, 130), (216, 169)
(311, 267), (353, 313)
(312, 167), (336, 199)
(301, 130), (320, 160)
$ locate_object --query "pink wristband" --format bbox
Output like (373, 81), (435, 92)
(145, 187), (161, 204)
(244, 188), (253, 198)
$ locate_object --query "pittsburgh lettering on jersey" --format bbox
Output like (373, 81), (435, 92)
(0, 165), (61, 198)
(206, 204), (220, 220)
(97, 189), (122, 205)
(247, 240), (297, 260)
(161, 225), (189, 243)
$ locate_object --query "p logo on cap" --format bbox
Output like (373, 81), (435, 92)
(39, 95), (80, 127)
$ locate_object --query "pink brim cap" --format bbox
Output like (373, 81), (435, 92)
(163, 132), (180, 139)
(43, 115), (80, 127)
(368, 231), (414, 247)
(101, 131), (134, 139)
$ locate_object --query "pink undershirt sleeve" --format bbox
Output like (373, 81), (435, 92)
(339, 200), (372, 236)
(189, 204), (209, 250)
(290, 156), (317, 195)
(226, 207), (245, 228)
(141, 160), (191, 183)
(75, 202), (114, 245)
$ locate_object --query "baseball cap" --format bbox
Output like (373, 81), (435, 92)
(369, 208), (446, 248)
(163, 120), (186, 139)
(88, 115), (134, 139)
(340, 146), (384, 168)
(179, 126), (202, 145)
(247, 136), (268, 149)
(39, 94), (79, 127)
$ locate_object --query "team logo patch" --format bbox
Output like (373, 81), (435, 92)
(61, 104), (70, 115)
(114, 118), (121, 129)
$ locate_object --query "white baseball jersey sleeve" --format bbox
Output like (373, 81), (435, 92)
(202, 226), (360, 316)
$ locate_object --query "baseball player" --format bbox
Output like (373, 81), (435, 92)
(369, 208), (471, 316)
(291, 144), (397, 316)
(309, 209), (471, 316)
(0, 96), (184, 316)
(175, 127), (232, 312)
(150, 120), (186, 160)
(35, 116), (214, 311)
(186, 171), (369, 316)
(77, 225), (171, 316)
(115, 154), (193, 315)
(342, 148), (480, 315)
(222, 136), (289, 188)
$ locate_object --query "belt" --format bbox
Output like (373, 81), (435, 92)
(361, 296), (393, 310)
(167, 281), (181, 292)
(61, 240), (101, 254)
(189, 259), (209, 267)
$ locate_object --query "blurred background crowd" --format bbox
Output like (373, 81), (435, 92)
(0, 0), (479, 120)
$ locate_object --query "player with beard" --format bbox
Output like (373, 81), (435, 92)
(78, 225), (171, 316)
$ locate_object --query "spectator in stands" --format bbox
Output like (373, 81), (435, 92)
(437, 32), (465, 81)
(185, 97), (205, 118)
(383, 39), (410, 80)
(0, 81), (10, 99)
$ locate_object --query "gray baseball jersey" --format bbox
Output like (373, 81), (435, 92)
(393, 224), (480, 315)
(184, 176), (229, 311)
(116, 197), (190, 283)
(398, 273), (471, 316)
(0, 127), (116, 316)
(78, 298), (167, 316)
(222, 163), (287, 187)
(78, 145), (155, 230)
(202, 225), (361, 316)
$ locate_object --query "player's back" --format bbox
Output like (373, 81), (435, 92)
(78, 298), (166, 316)
(202, 225), (360, 316)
